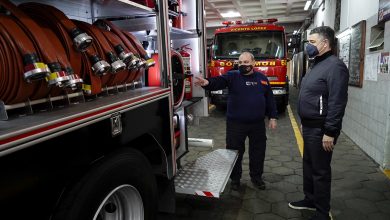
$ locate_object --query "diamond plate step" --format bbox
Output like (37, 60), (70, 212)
(174, 149), (238, 198)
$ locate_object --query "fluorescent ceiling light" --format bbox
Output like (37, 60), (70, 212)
(221, 11), (241, 18)
(304, 1), (312, 10)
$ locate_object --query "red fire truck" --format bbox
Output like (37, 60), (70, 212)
(0, 0), (237, 219)
(208, 19), (289, 113)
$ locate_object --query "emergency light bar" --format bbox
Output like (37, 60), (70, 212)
(222, 18), (278, 26)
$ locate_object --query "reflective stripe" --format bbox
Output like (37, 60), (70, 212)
(269, 81), (286, 85)
(319, 95), (323, 115)
(195, 191), (216, 197)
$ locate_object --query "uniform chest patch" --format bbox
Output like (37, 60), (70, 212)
(246, 81), (258, 86)
(260, 80), (268, 85)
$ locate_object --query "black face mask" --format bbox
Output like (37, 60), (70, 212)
(239, 65), (253, 75)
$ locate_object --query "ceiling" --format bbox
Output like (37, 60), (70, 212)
(204, 0), (311, 28)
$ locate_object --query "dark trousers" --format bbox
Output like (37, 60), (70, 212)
(226, 120), (266, 182)
(302, 126), (334, 216)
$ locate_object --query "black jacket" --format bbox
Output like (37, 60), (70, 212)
(203, 70), (277, 123)
(298, 51), (349, 137)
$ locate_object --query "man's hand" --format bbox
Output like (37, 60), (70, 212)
(268, 119), (277, 130)
(322, 134), (334, 152)
(194, 76), (209, 87)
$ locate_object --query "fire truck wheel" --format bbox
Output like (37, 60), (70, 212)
(52, 148), (158, 220)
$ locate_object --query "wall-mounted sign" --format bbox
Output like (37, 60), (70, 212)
(337, 31), (351, 68)
(380, 52), (389, 75)
(364, 52), (380, 81)
(378, 0), (390, 23)
(348, 20), (366, 87)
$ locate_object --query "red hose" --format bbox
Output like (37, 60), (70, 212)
(0, 1), (151, 105)
(0, 15), (50, 104)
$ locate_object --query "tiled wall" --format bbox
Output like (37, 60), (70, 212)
(384, 21), (390, 169)
(342, 14), (390, 169)
(343, 84), (388, 166)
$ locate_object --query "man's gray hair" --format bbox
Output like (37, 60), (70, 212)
(240, 51), (255, 61)
(310, 26), (336, 49)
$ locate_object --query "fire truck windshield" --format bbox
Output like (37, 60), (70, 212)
(213, 31), (285, 60)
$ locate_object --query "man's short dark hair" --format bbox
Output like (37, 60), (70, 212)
(310, 26), (336, 49)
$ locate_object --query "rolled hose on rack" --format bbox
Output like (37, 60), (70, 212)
(94, 20), (154, 68)
(18, 2), (112, 95)
(99, 27), (139, 70)
(19, 2), (93, 52)
(98, 29), (139, 84)
(19, 2), (82, 77)
(0, 15), (50, 104)
(148, 50), (185, 108)
(94, 19), (141, 65)
(16, 9), (81, 89)
(73, 21), (127, 75)
(121, 30), (156, 69)
(18, 3), (112, 94)
(93, 19), (155, 81)
(0, 0), (79, 88)
(0, 1), (150, 106)
(73, 20), (131, 88)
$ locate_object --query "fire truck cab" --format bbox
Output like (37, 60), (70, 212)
(208, 19), (289, 113)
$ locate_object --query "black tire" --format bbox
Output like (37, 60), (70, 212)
(52, 148), (158, 220)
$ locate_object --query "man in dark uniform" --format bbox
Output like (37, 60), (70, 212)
(288, 26), (349, 220)
(194, 52), (278, 190)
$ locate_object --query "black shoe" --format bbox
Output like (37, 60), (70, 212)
(251, 178), (266, 190)
(230, 180), (240, 191)
(309, 212), (331, 220)
(288, 199), (316, 211)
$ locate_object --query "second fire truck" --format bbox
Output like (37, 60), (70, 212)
(208, 19), (289, 113)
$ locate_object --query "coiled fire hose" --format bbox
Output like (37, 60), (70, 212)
(97, 29), (136, 85)
(79, 47), (104, 95)
(0, 0), (80, 89)
(73, 21), (127, 75)
(18, 2), (84, 83)
(0, 15), (49, 104)
(94, 19), (141, 65)
(121, 30), (155, 69)
(171, 50), (185, 108)
(19, 2), (93, 52)
(148, 50), (185, 108)
(0, 1), (154, 105)
(18, 2), (116, 95)
(17, 10), (80, 90)
(17, 3), (110, 95)
(99, 29), (138, 83)
(93, 19), (151, 81)
(94, 19), (155, 69)
(73, 20), (130, 87)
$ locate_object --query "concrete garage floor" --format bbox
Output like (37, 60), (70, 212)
(159, 86), (390, 220)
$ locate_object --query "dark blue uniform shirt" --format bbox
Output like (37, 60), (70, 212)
(203, 70), (277, 123)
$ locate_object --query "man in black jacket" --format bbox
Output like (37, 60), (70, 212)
(194, 52), (277, 190)
(288, 26), (349, 220)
